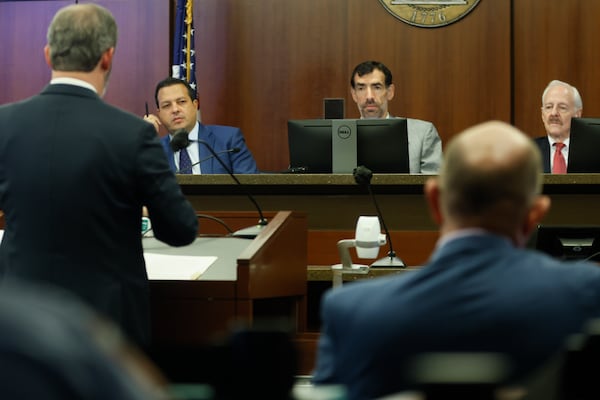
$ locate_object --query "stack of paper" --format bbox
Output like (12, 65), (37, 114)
(144, 253), (216, 280)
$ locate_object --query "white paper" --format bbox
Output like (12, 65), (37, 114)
(144, 253), (217, 280)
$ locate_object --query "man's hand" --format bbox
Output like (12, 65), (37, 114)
(143, 114), (162, 134)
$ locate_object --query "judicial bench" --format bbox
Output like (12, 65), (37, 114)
(170, 173), (600, 375)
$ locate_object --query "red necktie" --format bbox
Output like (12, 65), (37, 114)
(552, 142), (567, 174)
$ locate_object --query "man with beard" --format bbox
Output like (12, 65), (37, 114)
(350, 60), (442, 174)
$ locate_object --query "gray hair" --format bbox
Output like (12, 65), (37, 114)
(47, 4), (117, 72)
(542, 80), (583, 110)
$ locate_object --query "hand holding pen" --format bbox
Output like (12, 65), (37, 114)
(142, 101), (162, 133)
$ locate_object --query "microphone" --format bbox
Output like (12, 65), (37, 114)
(170, 129), (268, 238)
(353, 165), (405, 268)
(176, 147), (241, 174)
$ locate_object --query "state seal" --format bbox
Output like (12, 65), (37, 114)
(378, 0), (481, 28)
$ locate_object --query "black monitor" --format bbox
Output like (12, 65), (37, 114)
(531, 225), (600, 261)
(567, 117), (600, 173)
(287, 118), (409, 173)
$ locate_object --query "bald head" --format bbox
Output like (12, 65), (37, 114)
(434, 121), (544, 237)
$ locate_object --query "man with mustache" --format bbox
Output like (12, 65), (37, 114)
(350, 61), (442, 174)
(534, 80), (583, 174)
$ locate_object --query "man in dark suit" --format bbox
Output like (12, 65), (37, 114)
(534, 79), (583, 173)
(312, 121), (600, 400)
(0, 4), (198, 348)
(144, 77), (258, 174)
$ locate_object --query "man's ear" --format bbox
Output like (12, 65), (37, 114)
(386, 83), (395, 101)
(44, 45), (52, 67)
(350, 87), (358, 104)
(424, 177), (443, 226)
(523, 195), (551, 238)
(99, 47), (115, 71)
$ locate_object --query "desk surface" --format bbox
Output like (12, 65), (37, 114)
(176, 173), (600, 195)
(144, 236), (252, 281)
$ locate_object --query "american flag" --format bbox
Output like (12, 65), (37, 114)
(172, 0), (197, 99)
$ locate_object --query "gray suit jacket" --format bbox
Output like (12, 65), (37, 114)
(404, 117), (442, 174)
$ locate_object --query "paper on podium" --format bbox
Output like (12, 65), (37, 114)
(144, 253), (217, 280)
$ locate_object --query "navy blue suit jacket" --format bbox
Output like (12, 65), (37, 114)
(160, 123), (258, 174)
(0, 84), (198, 346)
(312, 234), (600, 400)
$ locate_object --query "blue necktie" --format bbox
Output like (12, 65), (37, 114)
(179, 147), (193, 174)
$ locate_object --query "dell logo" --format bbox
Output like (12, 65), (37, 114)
(337, 125), (352, 139)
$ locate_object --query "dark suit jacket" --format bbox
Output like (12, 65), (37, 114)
(312, 234), (600, 400)
(0, 84), (198, 346)
(160, 123), (258, 174)
(534, 130), (600, 173)
(0, 282), (162, 399)
(533, 136), (552, 173)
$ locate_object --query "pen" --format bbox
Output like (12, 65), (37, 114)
(145, 101), (149, 116)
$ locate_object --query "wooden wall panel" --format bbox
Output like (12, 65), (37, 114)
(513, 1), (600, 139)
(346, 1), (512, 144)
(0, 0), (169, 117)
(6, 1), (600, 173)
(0, 1), (70, 105)
(192, 0), (512, 171)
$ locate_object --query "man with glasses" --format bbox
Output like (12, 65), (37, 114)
(535, 80), (583, 174)
(350, 61), (442, 174)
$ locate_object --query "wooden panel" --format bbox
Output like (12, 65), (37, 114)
(0, 1), (69, 104)
(347, 1), (512, 142)
(308, 230), (438, 267)
(0, 0), (169, 117)
(193, 0), (511, 171)
(513, 1), (600, 139)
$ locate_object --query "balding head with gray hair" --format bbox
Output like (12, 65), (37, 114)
(47, 3), (117, 72)
(425, 121), (550, 246)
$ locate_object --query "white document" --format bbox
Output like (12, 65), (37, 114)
(144, 253), (217, 280)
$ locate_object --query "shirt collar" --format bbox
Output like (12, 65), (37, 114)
(50, 77), (97, 94)
(169, 121), (199, 144)
(547, 136), (570, 148)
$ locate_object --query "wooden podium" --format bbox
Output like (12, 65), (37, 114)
(148, 210), (307, 348)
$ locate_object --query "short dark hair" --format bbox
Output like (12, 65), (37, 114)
(154, 77), (196, 107)
(350, 61), (393, 88)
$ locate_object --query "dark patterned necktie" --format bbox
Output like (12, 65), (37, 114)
(552, 142), (567, 174)
(179, 147), (193, 174)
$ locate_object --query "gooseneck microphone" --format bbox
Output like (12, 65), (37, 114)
(353, 165), (405, 268)
(170, 130), (268, 238)
(176, 147), (241, 174)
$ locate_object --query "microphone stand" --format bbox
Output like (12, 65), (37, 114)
(170, 130), (268, 238)
(177, 148), (240, 174)
(353, 166), (405, 268)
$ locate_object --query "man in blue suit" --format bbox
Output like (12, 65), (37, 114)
(144, 77), (258, 174)
(312, 121), (600, 399)
(0, 4), (198, 348)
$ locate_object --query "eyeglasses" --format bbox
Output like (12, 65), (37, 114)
(541, 104), (573, 114)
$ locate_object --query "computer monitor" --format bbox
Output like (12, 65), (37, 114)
(531, 225), (600, 261)
(287, 118), (409, 173)
(567, 117), (600, 173)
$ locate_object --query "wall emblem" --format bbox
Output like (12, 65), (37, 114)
(378, 0), (481, 28)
